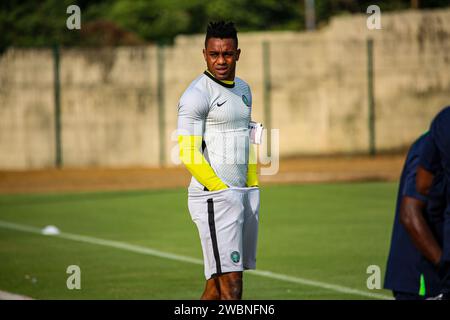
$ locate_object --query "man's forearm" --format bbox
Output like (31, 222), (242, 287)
(178, 135), (228, 191)
(246, 144), (259, 187)
(400, 196), (442, 265)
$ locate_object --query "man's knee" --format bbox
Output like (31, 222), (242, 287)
(219, 272), (242, 300)
(201, 278), (220, 300)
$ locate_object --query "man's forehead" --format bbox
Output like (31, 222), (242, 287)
(206, 38), (237, 51)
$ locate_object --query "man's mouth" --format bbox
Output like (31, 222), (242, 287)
(215, 67), (228, 74)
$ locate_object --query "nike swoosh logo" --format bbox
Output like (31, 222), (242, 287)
(217, 100), (227, 107)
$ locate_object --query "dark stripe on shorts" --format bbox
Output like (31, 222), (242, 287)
(207, 198), (222, 275)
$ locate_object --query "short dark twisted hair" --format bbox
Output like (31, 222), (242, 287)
(205, 21), (238, 48)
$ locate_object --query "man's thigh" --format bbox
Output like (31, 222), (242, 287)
(189, 189), (245, 280)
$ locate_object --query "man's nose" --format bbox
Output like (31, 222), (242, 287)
(217, 54), (226, 64)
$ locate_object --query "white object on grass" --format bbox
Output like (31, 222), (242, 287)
(42, 225), (60, 236)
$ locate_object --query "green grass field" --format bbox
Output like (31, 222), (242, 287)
(0, 182), (398, 300)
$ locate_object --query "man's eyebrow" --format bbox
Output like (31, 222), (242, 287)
(207, 50), (234, 54)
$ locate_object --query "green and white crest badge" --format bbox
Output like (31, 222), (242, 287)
(231, 251), (240, 263)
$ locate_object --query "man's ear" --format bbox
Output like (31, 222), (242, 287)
(236, 48), (241, 61)
(203, 48), (207, 61)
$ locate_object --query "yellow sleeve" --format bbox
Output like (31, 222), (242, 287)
(247, 144), (259, 187)
(178, 135), (228, 191)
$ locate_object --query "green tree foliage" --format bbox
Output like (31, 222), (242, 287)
(1, 0), (449, 50)
(0, 0), (81, 51)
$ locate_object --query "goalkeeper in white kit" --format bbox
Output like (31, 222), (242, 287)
(177, 21), (262, 300)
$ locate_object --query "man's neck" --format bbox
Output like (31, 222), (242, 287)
(205, 69), (234, 85)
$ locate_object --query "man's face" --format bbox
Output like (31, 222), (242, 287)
(203, 37), (240, 81)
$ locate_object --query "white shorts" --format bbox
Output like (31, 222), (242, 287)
(188, 187), (260, 280)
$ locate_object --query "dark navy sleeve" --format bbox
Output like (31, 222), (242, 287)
(419, 133), (441, 175)
(402, 153), (428, 203)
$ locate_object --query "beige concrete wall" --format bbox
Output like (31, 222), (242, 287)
(0, 9), (449, 169)
(0, 49), (55, 169)
(60, 47), (160, 167)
